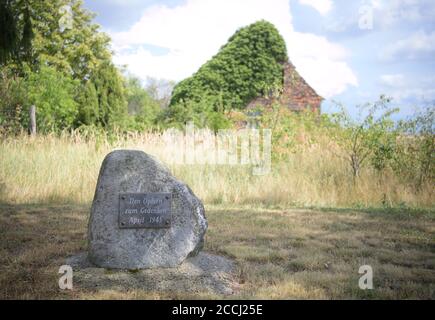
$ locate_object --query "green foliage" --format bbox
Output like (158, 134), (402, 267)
(0, 70), (27, 135)
(257, 103), (336, 161)
(255, 97), (433, 194)
(0, 0), (33, 65)
(0, 0), (139, 133)
(125, 75), (160, 128)
(394, 107), (435, 189)
(24, 0), (111, 79)
(76, 80), (99, 126)
(170, 20), (288, 111)
(24, 0), (127, 129)
(0, 0), (18, 64)
(23, 65), (79, 133)
(90, 61), (127, 128)
(161, 95), (231, 131)
(330, 96), (399, 179)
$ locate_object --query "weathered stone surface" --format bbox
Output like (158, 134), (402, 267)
(88, 150), (207, 269)
(66, 252), (239, 296)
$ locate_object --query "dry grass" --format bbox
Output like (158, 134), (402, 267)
(0, 134), (434, 299)
(0, 133), (432, 207)
(0, 203), (433, 299)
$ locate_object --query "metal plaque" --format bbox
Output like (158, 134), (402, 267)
(119, 193), (171, 229)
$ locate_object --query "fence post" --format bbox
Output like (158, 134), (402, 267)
(29, 105), (36, 136)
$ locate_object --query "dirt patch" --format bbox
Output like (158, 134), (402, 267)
(66, 252), (240, 296)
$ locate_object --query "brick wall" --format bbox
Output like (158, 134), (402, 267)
(247, 62), (323, 113)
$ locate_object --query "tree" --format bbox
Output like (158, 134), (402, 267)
(1, 0), (130, 133)
(26, 0), (127, 129)
(24, 0), (112, 79)
(91, 61), (127, 128)
(145, 77), (175, 109)
(169, 20), (288, 111)
(75, 80), (98, 126)
(125, 75), (160, 127)
(0, 70), (27, 135)
(23, 65), (79, 133)
(0, 0), (33, 65)
(331, 96), (399, 180)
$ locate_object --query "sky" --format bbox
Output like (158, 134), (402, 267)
(83, 0), (435, 118)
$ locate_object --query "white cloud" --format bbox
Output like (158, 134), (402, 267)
(379, 74), (435, 103)
(380, 30), (435, 61)
(298, 0), (333, 16)
(371, 0), (435, 27)
(103, 0), (145, 6)
(380, 74), (405, 87)
(111, 0), (357, 99)
(390, 88), (435, 104)
(287, 32), (358, 98)
(322, 0), (435, 35)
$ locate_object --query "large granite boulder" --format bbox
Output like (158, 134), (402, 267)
(88, 150), (207, 269)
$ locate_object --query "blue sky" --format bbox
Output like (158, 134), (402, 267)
(84, 0), (435, 118)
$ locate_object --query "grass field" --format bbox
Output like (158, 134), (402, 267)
(0, 203), (433, 299)
(0, 134), (434, 299)
(0, 134), (432, 207)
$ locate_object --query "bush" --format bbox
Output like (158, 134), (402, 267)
(394, 107), (435, 189)
(125, 75), (161, 129)
(23, 66), (79, 133)
(160, 95), (231, 131)
(330, 96), (399, 179)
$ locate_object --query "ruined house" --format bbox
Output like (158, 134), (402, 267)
(246, 61), (323, 113)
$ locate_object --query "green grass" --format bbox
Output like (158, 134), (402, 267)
(1, 203), (433, 299)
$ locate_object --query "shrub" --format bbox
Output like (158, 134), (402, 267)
(160, 95), (231, 131)
(23, 66), (79, 133)
(394, 107), (435, 189)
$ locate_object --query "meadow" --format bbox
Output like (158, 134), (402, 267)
(0, 129), (432, 208)
(0, 131), (434, 299)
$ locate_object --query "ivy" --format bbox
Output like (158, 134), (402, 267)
(169, 20), (288, 111)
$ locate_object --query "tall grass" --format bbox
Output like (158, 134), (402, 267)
(0, 131), (432, 208)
